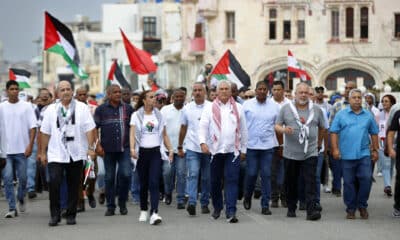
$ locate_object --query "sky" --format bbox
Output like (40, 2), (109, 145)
(0, 0), (118, 62)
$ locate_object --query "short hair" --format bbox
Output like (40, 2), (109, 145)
(106, 84), (120, 94)
(56, 80), (72, 92)
(272, 80), (284, 89)
(295, 82), (310, 93)
(382, 94), (397, 105)
(75, 86), (87, 94)
(255, 80), (268, 89)
(217, 80), (232, 90)
(348, 88), (362, 97)
(6, 80), (19, 90)
(192, 82), (206, 90)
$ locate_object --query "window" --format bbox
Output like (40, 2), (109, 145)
(331, 10), (339, 39)
(143, 16), (156, 38)
(226, 12), (235, 40)
(195, 23), (203, 38)
(269, 9), (277, 40)
(360, 7), (368, 39)
(297, 20), (305, 39)
(395, 14), (400, 38)
(283, 21), (291, 40)
(346, 7), (354, 38)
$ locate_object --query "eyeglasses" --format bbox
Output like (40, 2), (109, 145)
(314, 86), (324, 92)
(244, 95), (254, 99)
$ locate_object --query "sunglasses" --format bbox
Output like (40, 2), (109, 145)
(244, 95), (254, 99)
(314, 86), (324, 92)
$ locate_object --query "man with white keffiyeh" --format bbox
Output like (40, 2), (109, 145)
(275, 82), (326, 221)
(199, 80), (248, 223)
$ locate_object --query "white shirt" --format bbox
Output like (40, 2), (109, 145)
(131, 112), (161, 148)
(160, 104), (183, 153)
(181, 100), (211, 153)
(199, 100), (247, 155)
(0, 100), (37, 154)
(40, 101), (95, 163)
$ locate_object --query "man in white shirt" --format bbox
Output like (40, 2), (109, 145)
(199, 80), (248, 223)
(40, 81), (96, 226)
(160, 89), (187, 209)
(178, 82), (211, 216)
(0, 80), (36, 219)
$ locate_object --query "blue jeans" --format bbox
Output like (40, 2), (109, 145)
(329, 154), (342, 191)
(2, 154), (27, 210)
(210, 153), (240, 217)
(162, 153), (186, 204)
(379, 149), (394, 188)
(104, 148), (132, 210)
(27, 144), (37, 193)
(245, 149), (273, 208)
(342, 156), (372, 212)
(130, 169), (140, 202)
(185, 150), (210, 207)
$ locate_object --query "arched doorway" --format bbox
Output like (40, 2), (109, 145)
(325, 68), (375, 90)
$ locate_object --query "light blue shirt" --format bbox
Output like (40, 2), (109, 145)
(330, 107), (379, 160)
(243, 97), (279, 150)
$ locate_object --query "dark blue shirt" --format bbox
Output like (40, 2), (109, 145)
(94, 101), (134, 152)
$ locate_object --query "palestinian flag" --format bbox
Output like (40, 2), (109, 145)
(107, 60), (131, 89)
(210, 50), (251, 88)
(9, 68), (31, 88)
(44, 11), (88, 79)
(288, 50), (311, 81)
(120, 29), (157, 74)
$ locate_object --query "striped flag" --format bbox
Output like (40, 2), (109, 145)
(107, 60), (131, 89)
(211, 50), (251, 88)
(44, 11), (88, 79)
(288, 50), (311, 81)
(9, 68), (31, 88)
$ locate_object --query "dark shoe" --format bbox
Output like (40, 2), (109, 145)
(359, 208), (369, 219)
(201, 205), (210, 214)
(271, 201), (279, 208)
(88, 195), (96, 208)
(159, 192), (164, 201)
(332, 189), (341, 197)
(384, 186), (393, 197)
(48, 216), (60, 227)
(346, 211), (356, 219)
(66, 217), (76, 225)
(281, 199), (287, 208)
(261, 207), (272, 215)
(98, 193), (105, 205)
(287, 210), (296, 218)
(243, 197), (251, 210)
(299, 202), (306, 211)
(61, 209), (67, 218)
(165, 194), (172, 205)
(120, 206), (128, 215)
(306, 210), (321, 221)
(177, 203), (185, 209)
(238, 191), (243, 201)
(76, 203), (85, 213)
(254, 190), (261, 199)
(212, 210), (221, 220)
(187, 204), (196, 216)
(104, 209), (115, 216)
(28, 191), (37, 199)
(315, 203), (323, 212)
(227, 215), (238, 223)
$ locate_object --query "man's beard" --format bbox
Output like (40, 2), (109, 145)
(296, 99), (309, 105)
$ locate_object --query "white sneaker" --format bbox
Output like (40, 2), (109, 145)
(149, 213), (162, 225)
(323, 185), (331, 193)
(19, 200), (26, 213)
(139, 211), (148, 222)
(377, 172), (383, 177)
(5, 209), (18, 218)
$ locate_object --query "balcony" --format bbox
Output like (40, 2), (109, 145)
(198, 0), (218, 18)
(189, 37), (205, 55)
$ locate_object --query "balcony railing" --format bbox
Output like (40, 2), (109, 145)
(198, 0), (218, 18)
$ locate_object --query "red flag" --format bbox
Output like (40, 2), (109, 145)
(288, 50), (311, 81)
(120, 29), (157, 74)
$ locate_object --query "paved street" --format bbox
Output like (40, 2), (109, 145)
(0, 177), (399, 240)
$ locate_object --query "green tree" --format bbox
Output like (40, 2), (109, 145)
(383, 77), (400, 92)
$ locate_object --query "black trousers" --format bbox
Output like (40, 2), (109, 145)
(395, 151), (400, 211)
(284, 157), (317, 214)
(271, 148), (286, 202)
(48, 160), (83, 219)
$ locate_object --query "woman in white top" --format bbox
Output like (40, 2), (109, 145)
(378, 94), (396, 197)
(129, 90), (173, 225)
